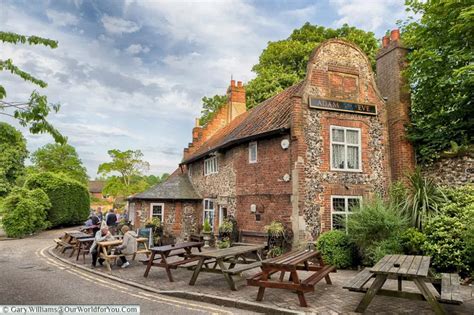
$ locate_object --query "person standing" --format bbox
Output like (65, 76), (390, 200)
(106, 208), (118, 234)
(89, 227), (114, 268)
(114, 225), (138, 268)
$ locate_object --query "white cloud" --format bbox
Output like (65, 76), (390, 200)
(101, 14), (140, 34)
(46, 9), (79, 27)
(125, 44), (150, 55)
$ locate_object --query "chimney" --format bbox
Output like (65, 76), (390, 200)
(376, 29), (415, 182)
(226, 79), (246, 123)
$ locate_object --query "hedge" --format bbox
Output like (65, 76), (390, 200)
(316, 230), (357, 269)
(25, 172), (90, 227)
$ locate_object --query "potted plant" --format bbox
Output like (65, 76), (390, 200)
(217, 219), (234, 248)
(202, 218), (212, 248)
(265, 221), (290, 258)
(145, 218), (163, 246)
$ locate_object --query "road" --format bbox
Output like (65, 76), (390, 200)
(0, 228), (256, 315)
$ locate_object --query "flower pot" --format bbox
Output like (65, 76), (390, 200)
(202, 232), (212, 248)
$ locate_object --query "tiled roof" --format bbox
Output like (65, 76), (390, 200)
(88, 180), (105, 193)
(182, 81), (305, 163)
(128, 171), (201, 200)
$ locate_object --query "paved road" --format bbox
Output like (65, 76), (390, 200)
(0, 228), (256, 315)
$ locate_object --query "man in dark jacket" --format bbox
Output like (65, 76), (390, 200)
(106, 208), (118, 234)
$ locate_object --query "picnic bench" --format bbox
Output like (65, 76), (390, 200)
(343, 254), (463, 315)
(97, 237), (150, 272)
(70, 237), (95, 263)
(142, 242), (204, 282)
(54, 231), (91, 254)
(189, 244), (265, 291)
(247, 249), (335, 307)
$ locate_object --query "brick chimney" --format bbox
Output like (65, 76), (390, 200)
(226, 80), (246, 123)
(376, 29), (415, 182)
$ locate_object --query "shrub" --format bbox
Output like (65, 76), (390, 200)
(316, 230), (357, 268)
(24, 172), (90, 227)
(400, 227), (426, 255)
(0, 188), (51, 238)
(347, 196), (407, 264)
(202, 218), (212, 233)
(365, 237), (403, 265)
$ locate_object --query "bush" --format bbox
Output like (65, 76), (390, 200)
(316, 230), (357, 269)
(400, 228), (426, 255)
(347, 196), (407, 265)
(422, 185), (474, 277)
(0, 188), (51, 238)
(365, 237), (403, 265)
(25, 172), (90, 227)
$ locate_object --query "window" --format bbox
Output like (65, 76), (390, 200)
(331, 196), (361, 232)
(204, 156), (218, 175)
(203, 199), (215, 230)
(219, 205), (228, 226)
(330, 126), (362, 171)
(249, 141), (258, 163)
(150, 203), (164, 222)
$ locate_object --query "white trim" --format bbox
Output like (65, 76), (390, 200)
(329, 125), (362, 172)
(330, 196), (362, 232)
(203, 198), (215, 230)
(249, 141), (258, 164)
(218, 205), (228, 226)
(204, 156), (218, 176)
(150, 202), (165, 222)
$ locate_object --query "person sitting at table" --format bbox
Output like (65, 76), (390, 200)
(114, 225), (137, 268)
(90, 227), (115, 268)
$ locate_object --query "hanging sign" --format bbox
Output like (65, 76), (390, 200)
(309, 97), (377, 115)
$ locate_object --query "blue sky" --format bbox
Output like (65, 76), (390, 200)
(0, 0), (407, 178)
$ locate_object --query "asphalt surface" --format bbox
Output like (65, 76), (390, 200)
(0, 228), (257, 315)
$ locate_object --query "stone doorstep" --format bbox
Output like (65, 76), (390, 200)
(47, 246), (302, 315)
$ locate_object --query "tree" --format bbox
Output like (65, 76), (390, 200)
(144, 173), (170, 186)
(98, 149), (150, 197)
(402, 1), (474, 163)
(199, 95), (227, 126)
(0, 32), (65, 143)
(0, 122), (28, 196)
(30, 143), (88, 184)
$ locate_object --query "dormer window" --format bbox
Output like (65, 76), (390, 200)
(204, 156), (218, 175)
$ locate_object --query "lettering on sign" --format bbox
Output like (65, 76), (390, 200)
(309, 97), (377, 115)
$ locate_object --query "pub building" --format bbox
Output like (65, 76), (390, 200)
(127, 30), (414, 245)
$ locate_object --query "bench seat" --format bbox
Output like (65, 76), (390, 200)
(438, 273), (463, 305)
(54, 238), (73, 250)
(343, 268), (374, 292)
(168, 257), (201, 268)
(223, 261), (262, 275)
(302, 265), (336, 287)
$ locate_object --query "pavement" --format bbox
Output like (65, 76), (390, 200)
(2, 227), (473, 314)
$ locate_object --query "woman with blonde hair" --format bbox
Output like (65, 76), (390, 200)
(114, 225), (138, 268)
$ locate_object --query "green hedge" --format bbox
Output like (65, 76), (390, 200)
(25, 172), (90, 227)
(316, 230), (357, 268)
(1, 188), (50, 238)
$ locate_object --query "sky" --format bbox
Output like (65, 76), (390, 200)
(0, 0), (408, 178)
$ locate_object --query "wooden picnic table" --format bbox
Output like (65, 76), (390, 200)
(346, 254), (450, 315)
(189, 244), (265, 291)
(72, 237), (95, 263)
(97, 237), (150, 272)
(143, 242), (204, 282)
(54, 231), (91, 254)
(247, 249), (335, 307)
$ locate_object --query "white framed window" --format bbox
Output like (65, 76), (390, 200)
(219, 205), (228, 226)
(204, 156), (218, 175)
(150, 203), (164, 222)
(331, 196), (362, 232)
(330, 126), (362, 172)
(249, 141), (258, 163)
(203, 199), (215, 230)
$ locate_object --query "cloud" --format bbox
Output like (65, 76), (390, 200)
(125, 44), (150, 55)
(101, 14), (140, 34)
(46, 9), (79, 27)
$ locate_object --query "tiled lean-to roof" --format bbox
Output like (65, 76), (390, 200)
(88, 180), (105, 193)
(182, 81), (305, 164)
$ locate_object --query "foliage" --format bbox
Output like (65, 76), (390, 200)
(365, 237), (403, 266)
(24, 172), (90, 227)
(347, 196), (407, 265)
(245, 23), (378, 108)
(202, 218), (212, 233)
(31, 143), (88, 184)
(0, 123), (28, 196)
(264, 221), (285, 237)
(218, 219), (234, 234)
(144, 173), (169, 186)
(391, 168), (446, 231)
(217, 239), (231, 249)
(102, 175), (149, 198)
(199, 94), (227, 126)
(0, 32), (65, 143)
(463, 212), (474, 278)
(0, 187), (50, 238)
(267, 246), (283, 258)
(316, 230), (357, 269)
(402, 1), (474, 163)
(400, 228), (426, 255)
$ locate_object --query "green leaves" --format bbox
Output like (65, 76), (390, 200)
(199, 94), (227, 126)
(0, 123), (28, 196)
(0, 32), (58, 48)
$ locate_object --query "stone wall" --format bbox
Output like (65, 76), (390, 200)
(422, 154), (474, 187)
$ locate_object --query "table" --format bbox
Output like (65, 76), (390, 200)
(353, 254), (446, 315)
(189, 245), (264, 291)
(97, 237), (150, 272)
(143, 242), (204, 282)
(247, 249), (335, 307)
(72, 237), (95, 263)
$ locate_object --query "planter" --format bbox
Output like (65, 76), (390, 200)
(202, 232), (212, 248)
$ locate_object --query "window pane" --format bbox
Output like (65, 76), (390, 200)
(332, 214), (346, 230)
(209, 200), (214, 210)
(332, 144), (345, 169)
(333, 198), (346, 212)
(348, 198), (360, 212)
(346, 130), (359, 144)
(332, 128), (344, 142)
(347, 146), (359, 169)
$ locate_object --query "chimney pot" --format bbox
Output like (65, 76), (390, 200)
(237, 81), (242, 87)
(390, 29), (400, 42)
(382, 35), (390, 48)
(195, 118), (200, 127)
